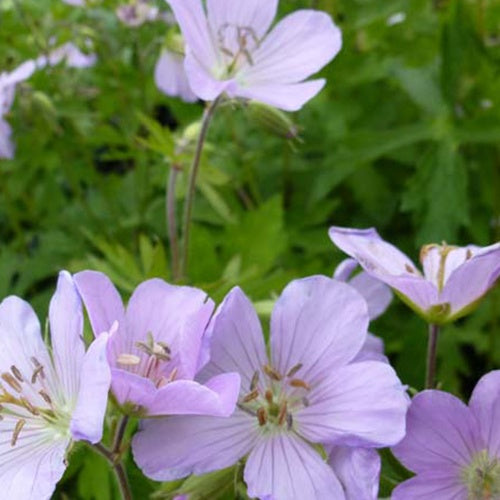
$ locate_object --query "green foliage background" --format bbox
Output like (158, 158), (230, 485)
(1, 0), (499, 497)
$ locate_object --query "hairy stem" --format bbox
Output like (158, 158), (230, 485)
(92, 442), (132, 500)
(425, 324), (440, 389)
(180, 97), (221, 279)
(166, 166), (181, 281)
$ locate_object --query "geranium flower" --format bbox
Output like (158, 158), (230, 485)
(74, 271), (240, 417)
(0, 60), (36, 159)
(0, 271), (111, 499)
(392, 371), (500, 499)
(329, 226), (500, 324)
(132, 276), (408, 499)
(116, 0), (160, 26)
(166, 0), (342, 111)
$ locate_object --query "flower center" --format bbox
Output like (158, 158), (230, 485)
(117, 332), (178, 388)
(237, 363), (311, 432)
(216, 23), (261, 78)
(0, 358), (69, 446)
(463, 450), (500, 500)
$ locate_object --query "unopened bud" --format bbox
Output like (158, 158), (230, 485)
(246, 102), (300, 140)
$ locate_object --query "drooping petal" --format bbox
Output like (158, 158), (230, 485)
(0, 420), (69, 500)
(234, 79), (326, 112)
(270, 276), (368, 386)
(441, 243), (500, 319)
(327, 446), (381, 500)
(468, 370), (500, 457)
(70, 332), (111, 444)
(199, 287), (268, 391)
(206, 0), (278, 44)
(0, 118), (15, 159)
(145, 373), (240, 417)
(392, 390), (480, 474)
(241, 10), (341, 86)
(333, 258), (359, 282)
(296, 361), (408, 447)
(124, 279), (214, 379)
(49, 271), (86, 403)
(349, 271), (393, 320)
(132, 410), (258, 480)
(155, 50), (198, 103)
(392, 470), (467, 500)
(73, 270), (126, 339)
(352, 333), (388, 363)
(244, 432), (344, 500)
(167, 0), (219, 71)
(329, 226), (439, 313)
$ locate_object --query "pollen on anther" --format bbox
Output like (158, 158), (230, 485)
(257, 407), (267, 426)
(263, 364), (282, 382)
(289, 378), (310, 391)
(250, 370), (260, 391)
(1, 373), (22, 393)
(242, 389), (259, 403)
(10, 366), (24, 382)
(117, 353), (141, 366)
(287, 363), (303, 378)
(39, 390), (52, 406)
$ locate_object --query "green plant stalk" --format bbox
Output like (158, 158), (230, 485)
(167, 165), (181, 281)
(425, 323), (440, 389)
(91, 416), (132, 500)
(180, 96), (221, 279)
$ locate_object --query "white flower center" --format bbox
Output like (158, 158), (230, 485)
(0, 358), (71, 446)
(237, 363), (311, 432)
(462, 450), (500, 500)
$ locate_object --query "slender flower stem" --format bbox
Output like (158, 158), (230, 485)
(425, 324), (440, 389)
(91, 442), (132, 500)
(166, 165), (181, 282)
(112, 415), (130, 455)
(180, 96), (221, 279)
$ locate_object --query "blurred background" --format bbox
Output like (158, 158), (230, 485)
(1, 0), (499, 497)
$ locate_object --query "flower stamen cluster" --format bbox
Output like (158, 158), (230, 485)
(463, 450), (500, 500)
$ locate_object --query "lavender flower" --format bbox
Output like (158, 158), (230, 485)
(0, 60), (36, 159)
(36, 41), (97, 69)
(166, 0), (342, 111)
(132, 276), (408, 499)
(116, 1), (160, 27)
(392, 371), (500, 499)
(74, 271), (240, 417)
(155, 48), (198, 103)
(0, 271), (111, 499)
(329, 226), (500, 324)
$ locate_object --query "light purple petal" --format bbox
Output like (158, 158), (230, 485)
(0, 426), (68, 500)
(146, 373), (240, 417)
(327, 446), (381, 500)
(49, 271), (86, 401)
(333, 258), (359, 282)
(241, 10), (341, 86)
(296, 361), (408, 446)
(329, 226), (439, 313)
(234, 79), (326, 112)
(0, 118), (14, 159)
(392, 471), (467, 500)
(2, 60), (37, 87)
(392, 390), (480, 474)
(441, 243), (500, 319)
(353, 333), (388, 363)
(244, 432), (344, 500)
(70, 332), (111, 443)
(349, 271), (393, 320)
(124, 279), (214, 379)
(206, 0), (278, 43)
(73, 270), (126, 339)
(155, 50), (198, 103)
(167, 0), (219, 71)
(0, 295), (54, 388)
(199, 287), (268, 391)
(183, 51), (235, 101)
(110, 367), (156, 408)
(132, 410), (258, 480)
(270, 276), (368, 386)
(468, 370), (500, 457)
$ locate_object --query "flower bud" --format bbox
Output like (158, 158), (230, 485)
(246, 102), (300, 140)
